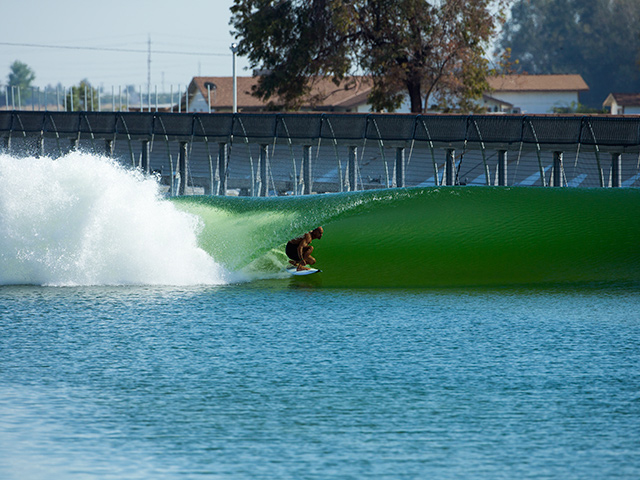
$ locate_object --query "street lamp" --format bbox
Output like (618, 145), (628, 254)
(230, 42), (238, 113)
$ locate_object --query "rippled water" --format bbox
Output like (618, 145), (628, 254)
(1, 283), (639, 479)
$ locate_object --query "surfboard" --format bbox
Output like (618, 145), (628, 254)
(286, 267), (321, 276)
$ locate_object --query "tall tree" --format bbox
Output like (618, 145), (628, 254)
(497, 0), (640, 107)
(6, 60), (36, 105)
(66, 79), (99, 111)
(7, 60), (35, 89)
(230, 0), (506, 113)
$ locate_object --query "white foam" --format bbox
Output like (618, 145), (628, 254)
(0, 152), (233, 286)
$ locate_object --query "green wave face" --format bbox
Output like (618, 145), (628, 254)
(172, 187), (640, 288)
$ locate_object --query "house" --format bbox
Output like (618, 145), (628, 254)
(485, 74), (589, 114)
(179, 73), (590, 115)
(481, 94), (517, 114)
(602, 93), (640, 115)
(181, 76), (373, 113)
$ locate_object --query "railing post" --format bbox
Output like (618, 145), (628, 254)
(497, 149), (507, 186)
(218, 142), (228, 196)
(36, 136), (44, 158)
(445, 148), (455, 186)
(553, 151), (563, 187)
(348, 145), (357, 191)
(105, 139), (114, 157)
(611, 153), (621, 188)
(259, 144), (269, 197)
(178, 141), (188, 195)
(141, 139), (149, 174)
(396, 147), (405, 188)
(303, 145), (312, 195)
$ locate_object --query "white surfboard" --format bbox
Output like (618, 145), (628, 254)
(286, 267), (321, 276)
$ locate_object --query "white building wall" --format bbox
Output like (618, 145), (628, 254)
(354, 103), (374, 113)
(189, 92), (210, 113)
(623, 106), (640, 115)
(391, 92), (581, 114)
(492, 91), (580, 114)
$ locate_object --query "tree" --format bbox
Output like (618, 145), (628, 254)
(7, 60), (35, 89)
(66, 79), (99, 111)
(7, 60), (36, 104)
(230, 0), (506, 113)
(497, 0), (640, 107)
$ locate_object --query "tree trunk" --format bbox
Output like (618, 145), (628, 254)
(407, 79), (423, 113)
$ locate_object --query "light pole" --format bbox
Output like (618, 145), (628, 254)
(230, 42), (238, 113)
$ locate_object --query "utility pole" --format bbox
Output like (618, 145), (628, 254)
(147, 35), (151, 100)
(230, 43), (238, 113)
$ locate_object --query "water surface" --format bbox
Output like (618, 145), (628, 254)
(2, 283), (639, 479)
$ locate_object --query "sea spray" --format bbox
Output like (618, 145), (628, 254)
(0, 152), (233, 286)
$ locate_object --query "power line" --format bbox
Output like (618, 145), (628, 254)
(0, 41), (230, 57)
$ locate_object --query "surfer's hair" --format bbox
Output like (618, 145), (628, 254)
(312, 226), (323, 237)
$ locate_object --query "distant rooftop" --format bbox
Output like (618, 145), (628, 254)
(488, 74), (589, 92)
(603, 92), (640, 107)
(188, 76), (373, 111)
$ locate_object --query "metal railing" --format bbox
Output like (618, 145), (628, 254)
(1, 111), (639, 194)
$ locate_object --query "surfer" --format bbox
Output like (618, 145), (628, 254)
(286, 227), (323, 271)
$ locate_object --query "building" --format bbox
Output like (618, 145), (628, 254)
(178, 73), (590, 115)
(181, 76), (373, 113)
(480, 94), (517, 114)
(484, 74), (589, 114)
(602, 93), (640, 115)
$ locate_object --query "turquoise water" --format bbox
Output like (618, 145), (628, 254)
(1, 283), (639, 479)
(1, 153), (639, 478)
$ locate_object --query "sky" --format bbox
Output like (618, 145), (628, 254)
(0, 0), (252, 91)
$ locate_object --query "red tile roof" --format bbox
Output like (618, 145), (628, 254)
(487, 74), (589, 92)
(189, 76), (373, 111)
(603, 92), (640, 107)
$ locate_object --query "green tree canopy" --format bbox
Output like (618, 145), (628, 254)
(231, 0), (506, 113)
(66, 79), (99, 111)
(497, 0), (640, 107)
(7, 60), (36, 89)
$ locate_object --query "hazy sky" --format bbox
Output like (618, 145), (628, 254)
(0, 0), (252, 90)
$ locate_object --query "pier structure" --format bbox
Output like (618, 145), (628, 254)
(1, 111), (639, 195)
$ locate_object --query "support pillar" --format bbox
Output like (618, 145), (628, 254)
(105, 139), (114, 157)
(553, 151), (563, 187)
(611, 153), (622, 188)
(140, 140), (149, 174)
(218, 142), (228, 196)
(259, 144), (269, 197)
(497, 149), (507, 186)
(2, 136), (10, 153)
(303, 145), (312, 194)
(178, 141), (188, 196)
(445, 149), (455, 186)
(348, 146), (357, 191)
(396, 147), (405, 188)
(69, 137), (78, 152)
(36, 136), (44, 158)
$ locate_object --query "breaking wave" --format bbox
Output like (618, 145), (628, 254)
(0, 152), (233, 286)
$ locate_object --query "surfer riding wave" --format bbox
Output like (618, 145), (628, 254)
(286, 227), (323, 271)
